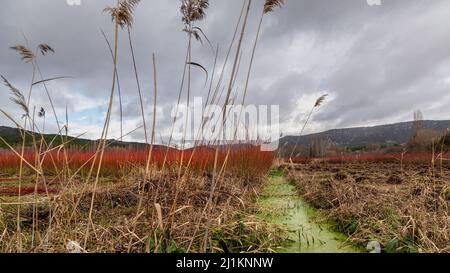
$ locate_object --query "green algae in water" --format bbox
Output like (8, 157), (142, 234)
(259, 177), (359, 253)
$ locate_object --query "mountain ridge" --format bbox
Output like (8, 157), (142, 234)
(2, 119), (450, 149)
(280, 120), (450, 148)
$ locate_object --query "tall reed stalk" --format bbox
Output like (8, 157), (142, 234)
(6, 39), (62, 251)
(84, 0), (121, 247)
(164, 0), (211, 238)
(0, 0), (287, 253)
(101, 30), (124, 141)
(289, 94), (327, 161)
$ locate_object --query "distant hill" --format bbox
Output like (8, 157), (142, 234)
(0, 126), (20, 136)
(0, 126), (154, 150)
(3, 120), (450, 151)
(280, 120), (450, 148)
(0, 126), (261, 151)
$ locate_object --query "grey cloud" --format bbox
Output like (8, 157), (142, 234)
(1, 0), (450, 142)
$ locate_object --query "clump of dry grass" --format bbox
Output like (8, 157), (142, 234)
(0, 167), (275, 253)
(286, 162), (450, 253)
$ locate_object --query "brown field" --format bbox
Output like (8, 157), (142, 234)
(0, 168), (281, 253)
(0, 0), (288, 253)
(1, 0), (449, 256)
(284, 161), (450, 253)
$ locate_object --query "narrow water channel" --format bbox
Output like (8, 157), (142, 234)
(259, 177), (360, 253)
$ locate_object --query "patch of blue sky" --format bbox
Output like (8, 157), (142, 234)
(70, 107), (105, 126)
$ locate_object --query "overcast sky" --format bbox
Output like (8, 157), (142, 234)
(1, 0), (450, 142)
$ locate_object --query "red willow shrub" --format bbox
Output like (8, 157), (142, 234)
(288, 152), (450, 164)
(0, 145), (274, 178)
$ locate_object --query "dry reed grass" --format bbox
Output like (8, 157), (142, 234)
(0, 167), (277, 252)
(285, 162), (450, 253)
(0, 0), (286, 253)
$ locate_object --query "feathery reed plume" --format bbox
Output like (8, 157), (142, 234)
(315, 94), (328, 107)
(181, 0), (209, 25)
(289, 94), (328, 160)
(38, 107), (46, 132)
(104, 0), (141, 29)
(181, 0), (210, 43)
(10, 45), (35, 63)
(37, 44), (55, 56)
(37, 107), (45, 118)
(1, 75), (29, 116)
(14, 36), (65, 138)
(264, 0), (285, 14)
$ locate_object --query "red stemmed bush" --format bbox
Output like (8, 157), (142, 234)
(0, 145), (274, 178)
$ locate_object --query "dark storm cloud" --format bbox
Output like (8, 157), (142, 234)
(1, 0), (450, 141)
